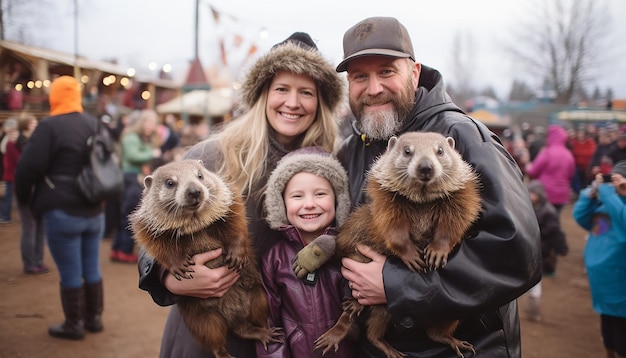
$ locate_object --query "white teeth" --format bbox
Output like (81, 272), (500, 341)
(301, 214), (320, 219)
(281, 112), (300, 119)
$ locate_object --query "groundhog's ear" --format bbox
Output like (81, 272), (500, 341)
(387, 136), (399, 150)
(446, 137), (456, 149)
(144, 175), (153, 189)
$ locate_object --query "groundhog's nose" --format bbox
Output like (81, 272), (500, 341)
(186, 186), (202, 200)
(417, 160), (434, 181)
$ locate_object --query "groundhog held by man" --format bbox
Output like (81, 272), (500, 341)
(129, 159), (281, 358)
(315, 132), (482, 358)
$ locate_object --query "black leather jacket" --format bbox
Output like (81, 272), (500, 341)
(336, 66), (541, 358)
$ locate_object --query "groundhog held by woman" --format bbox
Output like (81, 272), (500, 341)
(129, 159), (281, 358)
(315, 132), (482, 358)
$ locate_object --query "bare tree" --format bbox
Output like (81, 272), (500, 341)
(505, 0), (612, 104)
(508, 80), (536, 102)
(1, 0), (55, 45)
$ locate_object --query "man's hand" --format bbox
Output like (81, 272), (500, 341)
(341, 244), (387, 305)
(164, 249), (240, 299)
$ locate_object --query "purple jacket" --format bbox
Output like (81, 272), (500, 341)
(257, 226), (356, 358)
(526, 125), (575, 206)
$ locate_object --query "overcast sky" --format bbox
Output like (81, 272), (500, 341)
(46, 0), (626, 99)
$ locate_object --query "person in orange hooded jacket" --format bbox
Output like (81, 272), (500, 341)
(15, 76), (106, 341)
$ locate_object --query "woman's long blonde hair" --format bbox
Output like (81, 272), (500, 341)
(213, 83), (340, 196)
(122, 109), (161, 147)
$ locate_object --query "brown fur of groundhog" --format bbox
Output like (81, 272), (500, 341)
(315, 132), (481, 358)
(130, 159), (280, 358)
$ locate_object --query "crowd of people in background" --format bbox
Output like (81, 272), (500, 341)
(504, 121), (626, 201)
(504, 120), (626, 358)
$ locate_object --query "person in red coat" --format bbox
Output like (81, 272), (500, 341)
(569, 126), (597, 193)
(1, 118), (18, 224)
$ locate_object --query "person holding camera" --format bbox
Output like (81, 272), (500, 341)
(572, 160), (626, 358)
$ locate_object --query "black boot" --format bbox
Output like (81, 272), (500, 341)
(49, 286), (85, 340)
(84, 280), (104, 333)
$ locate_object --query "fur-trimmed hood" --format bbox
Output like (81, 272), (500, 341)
(264, 146), (350, 229)
(239, 41), (344, 113)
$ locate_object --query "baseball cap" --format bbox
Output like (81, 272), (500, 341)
(336, 17), (415, 72)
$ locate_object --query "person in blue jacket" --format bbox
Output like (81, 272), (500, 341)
(572, 160), (626, 358)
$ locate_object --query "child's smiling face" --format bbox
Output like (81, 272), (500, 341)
(283, 172), (336, 243)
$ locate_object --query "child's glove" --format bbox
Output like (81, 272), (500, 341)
(292, 234), (336, 279)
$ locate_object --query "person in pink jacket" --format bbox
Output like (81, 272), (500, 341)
(525, 124), (576, 213)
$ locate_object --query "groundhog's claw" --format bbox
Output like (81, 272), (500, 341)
(315, 333), (341, 356)
(424, 243), (450, 270)
(258, 327), (284, 350)
(342, 299), (364, 319)
(451, 339), (475, 358)
(185, 255), (195, 266)
(224, 253), (246, 272)
(396, 245), (426, 272)
(170, 265), (195, 281)
(401, 256), (428, 272)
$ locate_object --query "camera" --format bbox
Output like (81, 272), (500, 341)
(602, 174), (612, 183)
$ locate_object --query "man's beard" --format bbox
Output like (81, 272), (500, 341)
(350, 79), (415, 140)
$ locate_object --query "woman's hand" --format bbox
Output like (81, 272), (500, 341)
(341, 244), (387, 305)
(164, 249), (240, 299)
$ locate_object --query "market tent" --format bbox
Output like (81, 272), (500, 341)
(556, 110), (626, 123)
(467, 109), (510, 129)
(156, 88), (233, 117)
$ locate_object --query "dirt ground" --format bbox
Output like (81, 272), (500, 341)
(0, 201), (605, 358)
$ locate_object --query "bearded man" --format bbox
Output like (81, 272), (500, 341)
(335, 17), (541, 358)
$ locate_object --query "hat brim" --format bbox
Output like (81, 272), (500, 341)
(336, 49), (413, 72)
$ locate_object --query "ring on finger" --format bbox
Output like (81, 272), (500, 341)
(357, 291), (361, 299)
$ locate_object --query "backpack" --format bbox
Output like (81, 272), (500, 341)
(76, 119), (123, 205)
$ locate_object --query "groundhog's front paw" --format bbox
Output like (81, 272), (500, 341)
(223, 249), (247, 272)
(258, 327), (284, 350)
(342, 299), (364, 319)
(314, 331), (343, 356)
(170, 258), (195, 280)
(397, 245), (426, 272)
(424, 242), (450, 270)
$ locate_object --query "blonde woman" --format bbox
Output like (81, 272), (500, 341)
(111, 109), (162, 263)
(138, 32), (345, 358)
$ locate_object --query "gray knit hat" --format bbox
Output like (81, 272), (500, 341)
(264, 147), (350, 229)
(239, 35), (344, 113)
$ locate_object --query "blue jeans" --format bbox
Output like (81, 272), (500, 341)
(43, 209), (104, 288)
(1, 180), (13, 220)
(18, 204), (46, 270)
